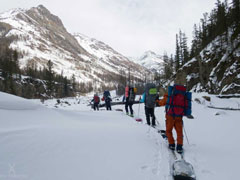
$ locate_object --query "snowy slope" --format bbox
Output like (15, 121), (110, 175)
(0, 6), (92, 82)
(0, 5), (148, 85)
(130, 51), (164, 72)
(74, 33), (147, 78)
(0, 91), (240, 180)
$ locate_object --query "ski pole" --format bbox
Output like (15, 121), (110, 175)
(183, 121), (190, 145)
(137, 102), (140, 117)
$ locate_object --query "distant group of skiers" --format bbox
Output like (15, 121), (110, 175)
(91, 77), (191, 154)
(91, 90), (112, 111)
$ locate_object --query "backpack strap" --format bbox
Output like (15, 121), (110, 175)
(166, 85), (187, 117)
(170, 86), (177, 118)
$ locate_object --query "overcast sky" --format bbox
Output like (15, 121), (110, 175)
(1, 0), (219, 57)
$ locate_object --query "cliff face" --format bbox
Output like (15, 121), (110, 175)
(176, 32), (240, 94)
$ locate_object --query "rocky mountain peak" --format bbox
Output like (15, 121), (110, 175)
(0, 5), (148, 87)
(142, 50), (156, 57)
(25, 5), (65, 32)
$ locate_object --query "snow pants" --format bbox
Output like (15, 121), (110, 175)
(166, 115), (183, 145)
(93, 103), (99, 111)
(125, 100), (133, 115)
(105, 101), (112, 111)
(145, 106), (156, 126)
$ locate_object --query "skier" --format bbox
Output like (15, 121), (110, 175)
(140, 83), (158, 127)
(102, 90), (112, 111)
(123, 86), (136, 117)
(158, 78), (191, 154)
(92, 94), (100, 111)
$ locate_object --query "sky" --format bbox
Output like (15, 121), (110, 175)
(0, 0), (219, 57)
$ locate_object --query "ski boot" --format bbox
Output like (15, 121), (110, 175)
(169, 144), (175, 151)
(176, 144), (183, 154)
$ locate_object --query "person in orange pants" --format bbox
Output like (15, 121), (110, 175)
(158, 93), (183, 153)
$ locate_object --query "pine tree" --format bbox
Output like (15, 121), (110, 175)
(175, 34), (180, 72)
(232, 0), (240, 39)
(182, 32), (189, 64)
(71, 74), (76, 92)
(200, 13), (208, 47)
(179, 30), (184, 66)
(190, 24), (199, 58)
(232, 0), (240, 25)
(63, 77), (69, 97)
(163, 52), (173, 80)
(45, 60), (54, 96)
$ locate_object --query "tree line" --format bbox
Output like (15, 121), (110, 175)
(0, 39), (113, 99)
(189, 0), (240, 59)
(158, 0), (240, 84)
(0, 43), (74, 98)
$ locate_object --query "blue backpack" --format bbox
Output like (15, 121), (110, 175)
(104, 90), (110, 98)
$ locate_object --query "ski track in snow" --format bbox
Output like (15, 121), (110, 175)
(0, 91), (240, 179)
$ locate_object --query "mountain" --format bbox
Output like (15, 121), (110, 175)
(73, 33), (147, 81)
(130, 51), (164, 73)
(0, 5), (148, 87)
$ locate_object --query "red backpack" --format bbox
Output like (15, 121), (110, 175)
(166, 85), (188, 117)
(125, 86), (129, 98)
(94, 95), (100, 103)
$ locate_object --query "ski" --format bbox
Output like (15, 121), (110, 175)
(156, 128), (196, 180)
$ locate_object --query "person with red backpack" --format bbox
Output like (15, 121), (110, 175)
(158, 82), (192, 154)
(92, 94), (100, 111)
(123, 86), (135, 117)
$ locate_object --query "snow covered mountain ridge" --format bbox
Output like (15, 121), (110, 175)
(129, 51), (164, 72)
(0, 5), (149, 87)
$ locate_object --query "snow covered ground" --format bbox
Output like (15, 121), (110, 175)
(0, 91), (240, 180)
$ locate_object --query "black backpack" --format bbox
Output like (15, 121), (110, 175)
(145, 83), (157, 108)
(104, 91), (110, 98)
(128, 87), (135, 103)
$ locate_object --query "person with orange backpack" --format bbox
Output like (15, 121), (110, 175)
(158, 81), (192, 154)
